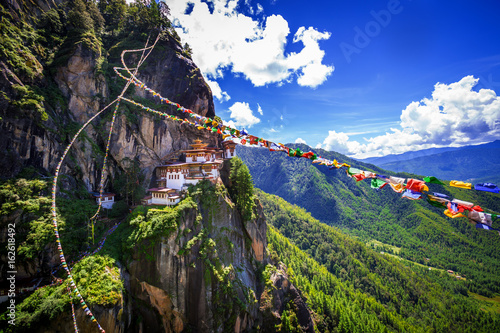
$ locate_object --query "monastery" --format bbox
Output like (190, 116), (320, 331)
(142, 139), (236, 206)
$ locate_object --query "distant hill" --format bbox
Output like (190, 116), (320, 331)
(359, 146), (460, 165)
(359, 140), (500, 183)
(237, 143), (500, 297)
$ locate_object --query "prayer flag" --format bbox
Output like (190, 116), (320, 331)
(427, 196), (447, 208)
(269, 142), (287, 152)
(423, 176), (444, 185)
(353, 173), (366, 182)
(389, 176), (405, 185)
(389, 183), (405, 193)
(468, 211), (494, 226)
(371, 178), (388, 189)
(450, 180), (472, 189)
(402, 189), (422, 200)
(474, 183), (499, 193)
(364, 171), (376, 178)
(444, 209), (465, 219)
(406, 178), (429, 193)
(447, 201), (464, 214)
(333, 160), (350, 168)
(475, 223), (500, 234)
(451, 198), (474, 209)
(347, 167), (363, 176)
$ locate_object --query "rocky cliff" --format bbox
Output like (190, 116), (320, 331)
(0, 29), (216, 191)
(0, 2), (315, 332)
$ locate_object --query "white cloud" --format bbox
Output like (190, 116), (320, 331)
(295, 137), (307, 144)
(256, 3), (264, 15)
(223, 119), (238, 129)
(228, 102), (261, 128)
(257, 103), (263, 115)
(206, 79), (231, 102)
(319, 130), (361, 155)
(317, 76), (500, 158)
(168, 0), (333, 88)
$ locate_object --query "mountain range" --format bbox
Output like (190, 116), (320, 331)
(358, 140), (500, 184)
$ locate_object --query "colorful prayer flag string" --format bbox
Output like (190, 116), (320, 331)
(114, 45), (499, 234)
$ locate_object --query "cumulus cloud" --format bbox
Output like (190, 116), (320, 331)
(168, 0), (333, 88)
(319, 131), (361, 155)
(228, 102), (261, 128)
(206, 79), (230, 102)
(295, 137), (307, 144)
(317, 76), (500, 157)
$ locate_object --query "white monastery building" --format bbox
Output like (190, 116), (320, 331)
(143, 139), (236, 206)
(92, 192), (116, 209)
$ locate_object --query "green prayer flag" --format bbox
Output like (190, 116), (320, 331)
(371, 178), (386, 189)
(423, 176), (444, 185)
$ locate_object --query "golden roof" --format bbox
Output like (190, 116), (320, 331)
(190, 139), (208, 149)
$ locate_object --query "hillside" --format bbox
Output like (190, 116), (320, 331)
(260, 189), (500, 332)
(361, 140), (500, 183)
(237, 143), (500, 297)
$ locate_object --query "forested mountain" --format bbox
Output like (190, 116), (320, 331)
(2, 0), (500, 332)
(238, 143), (500, 297)
(360, 140), (500, 184)
(260, 189), (500, 332)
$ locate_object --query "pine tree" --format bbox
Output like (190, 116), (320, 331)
(229, 157), (256, 221)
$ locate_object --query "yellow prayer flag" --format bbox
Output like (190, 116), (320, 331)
(389, 183), (405, 193)
(443, 209), (465, 219)
(449, 180), (472, 189)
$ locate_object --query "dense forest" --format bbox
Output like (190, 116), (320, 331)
(260, 189), (500, 332)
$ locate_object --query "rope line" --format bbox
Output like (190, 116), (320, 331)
(50, 34), (160, 332)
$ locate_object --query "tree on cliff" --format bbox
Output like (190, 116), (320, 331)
(98, 0), (127, 34)
(113, 157), (145, 206)
(229, 157), (255, 221)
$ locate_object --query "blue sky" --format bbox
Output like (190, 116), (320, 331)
(167, 0), (500, 158)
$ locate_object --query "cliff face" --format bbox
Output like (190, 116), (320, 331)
(0, 3), (316, 332)
(0, 32), (217, 194)
(125, 181), (267, 332)
(119, 176), (315, 333)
